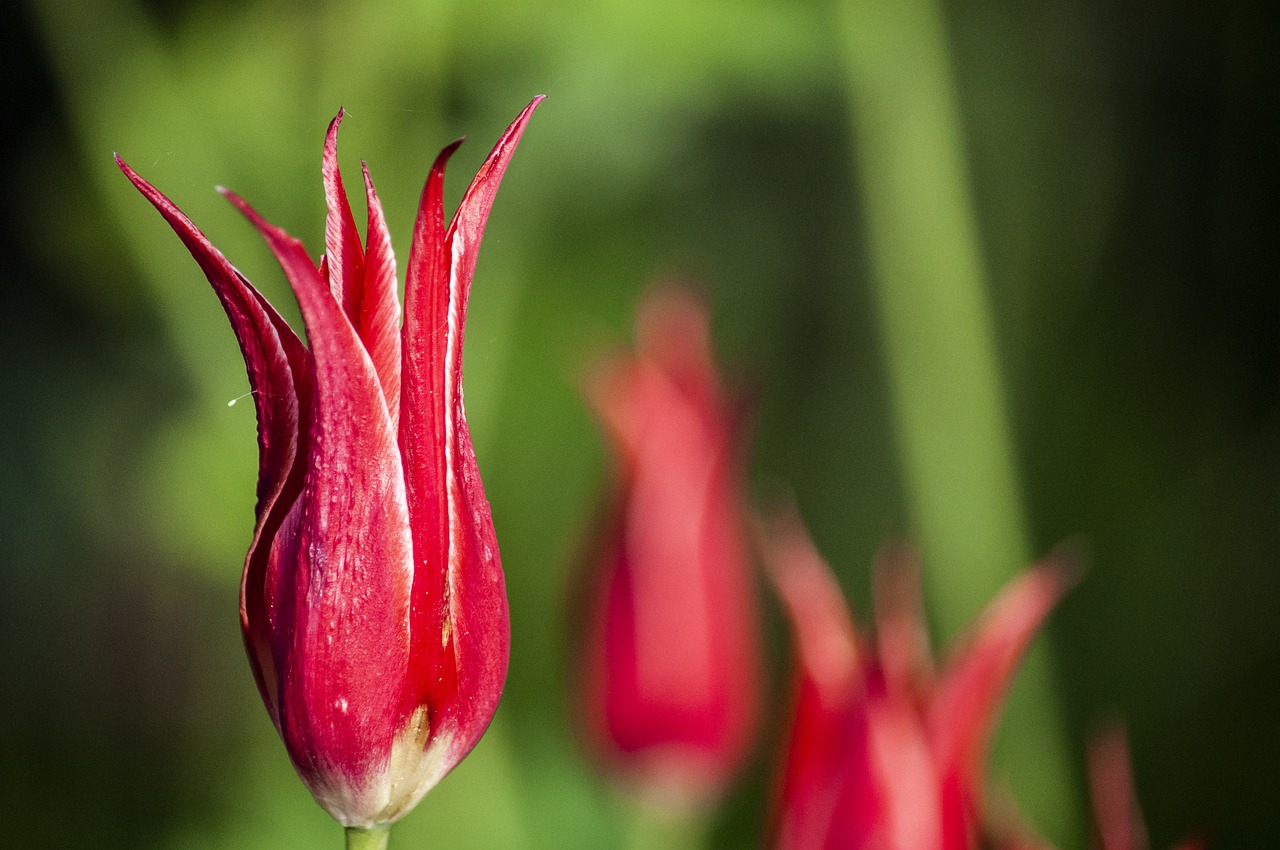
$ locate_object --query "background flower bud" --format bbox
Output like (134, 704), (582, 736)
(576, 286), (762, 810)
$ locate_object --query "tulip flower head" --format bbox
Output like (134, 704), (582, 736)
(118, 97), (542, 828)
(761, 510), (1073, 850)
(578, 287), (761, 810)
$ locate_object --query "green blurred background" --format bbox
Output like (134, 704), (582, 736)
(3, 0), (1276, 846)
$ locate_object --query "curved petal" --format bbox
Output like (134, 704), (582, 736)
(872, 542), (934, 704)
(323, 108), (366, 323)
(1088, 725), (1149, 850)
(762, 509), (866, 849)
(116, 157), (310, 719)
(399, 98), (541, 782)
(765, 513), (945, 850)
(400, 139), (462, 732)
(928, 554), (1075, 843)
(359, 162), (401, 429)
(225, 190), (415, 823)
(444, 96), (545, 321)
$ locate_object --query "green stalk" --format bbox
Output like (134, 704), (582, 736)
(834, 0), (1079, 842)
(345, 825), (390, 850)
(621, 799), (706, 850)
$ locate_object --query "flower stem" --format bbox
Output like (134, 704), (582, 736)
(622, 801), (706, 850)
(345, 826), (390, 850)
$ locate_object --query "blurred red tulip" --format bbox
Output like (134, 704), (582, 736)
(578, 288), (761, 809)
(117, 97), (541, 828)
(761, 509), (1072, 850)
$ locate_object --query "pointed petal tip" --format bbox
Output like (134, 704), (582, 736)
(1040, 537), (1089, 588)
(220, 187), (275, 234)
(1022, 541), (1088, 609)
(513, 95), (546, 130)
(979, 550), (1076, 645)
(115, 156), (176, 209)
(114, 155), (145, 191)
(751, 502), (793, 581)
(755, 503), (863, 698)
(115, 154), (141, 182)
(1087, 723), (1149, 850)
(426, 138), (466, 183)
(754, 502), (836, 613)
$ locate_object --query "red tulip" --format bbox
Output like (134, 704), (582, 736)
(578, 288), (761, 809)
(761, 510), (1072, 850)
(117, 97), (542, 828)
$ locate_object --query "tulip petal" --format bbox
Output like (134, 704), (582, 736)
(359, 162), (401, 429)
(224, 190), (415, 821)
(400, 138), (461, 737)
(872, 543), (935, 704)
(444, 96), (545, 319)
(1085, 725), (1206, 850)
(762, 509), (866, 849)
(399, 98), (541, 782)
(117, 157), (306, 520)
(321, 112), (402, 421)
(1088, 725), (1149, 850)
(762, 509), (864, 706)
(928, 555), (1075, 842)
(323, 109), (366, 323)
(766, 513), (953, 850)
(116, 156), (311, 719)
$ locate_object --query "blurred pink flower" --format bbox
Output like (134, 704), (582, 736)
(761, 509), (1072, 850)
(578, 288), (761, 809)
(117, 97), (541, 828)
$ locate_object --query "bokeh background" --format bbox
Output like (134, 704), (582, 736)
(3, 0), (1277, 846)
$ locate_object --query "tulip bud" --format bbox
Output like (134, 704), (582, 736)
(118, 97), (542, 828)
(577, 287), (761, 810)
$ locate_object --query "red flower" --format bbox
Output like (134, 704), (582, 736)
(578, 288), (761, 809)
(117, 97), (541, 828)
(761, 509), (1072, 850)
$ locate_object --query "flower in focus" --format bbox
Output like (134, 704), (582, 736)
(117, 97), (542, 828)
(760, 508), (1073, 850)
(577, 287), (761, 809)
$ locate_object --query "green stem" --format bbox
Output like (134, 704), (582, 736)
(621, 799), (706, 850)
(833, 0), (1080, 843)
(345, 825), (390, 850)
